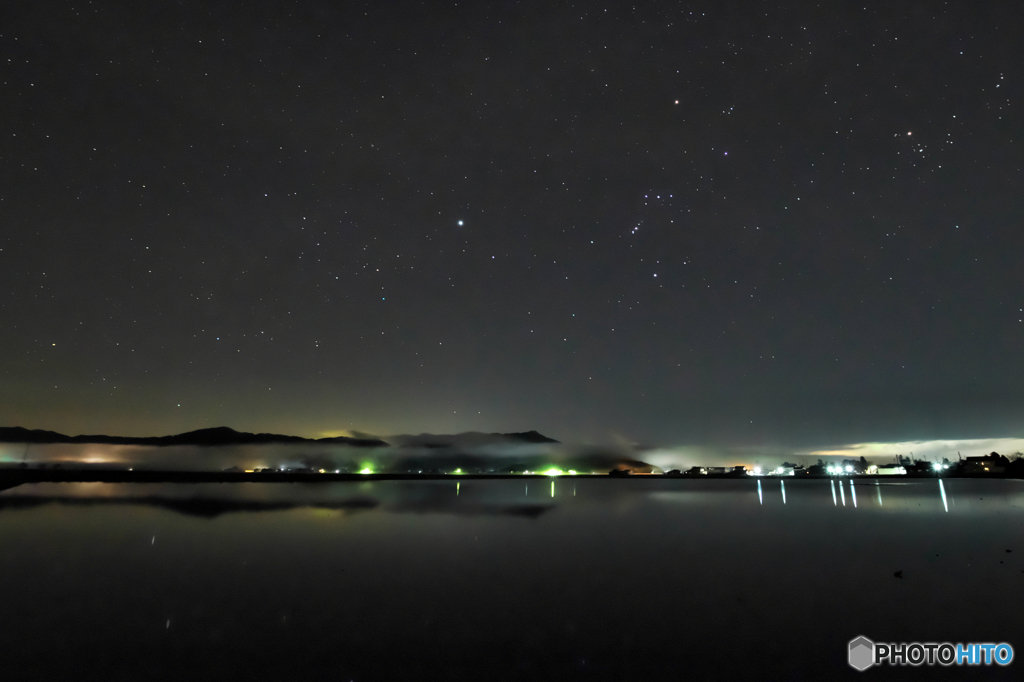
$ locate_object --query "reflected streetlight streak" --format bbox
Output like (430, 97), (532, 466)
(939, 479), (949, 513)
(457, 481), (460, 496)
(840, 481), (846, 506)
(757, 479), (763, 505)
(831, 480), (837, 506)
(781, 480), (786, 504)
(850, 480), (857, 508)
(551, 480), (555, 498)
(876, 482), (882, 507)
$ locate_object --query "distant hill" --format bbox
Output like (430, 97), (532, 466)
(389, 431), (560, 449)
(0, 426), (387, 448)
(504, 430), (560, 444)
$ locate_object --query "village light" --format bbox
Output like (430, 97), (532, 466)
(845, 465), (853, 473)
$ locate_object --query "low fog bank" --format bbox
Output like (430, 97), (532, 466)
(2, 434), (1021, 474)
(640, 438), (1024, 472)
(0, 440), (654, 474)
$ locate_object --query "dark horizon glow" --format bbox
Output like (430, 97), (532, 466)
(2, 1), (1021, 447)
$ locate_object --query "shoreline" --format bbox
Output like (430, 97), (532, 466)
(1, 469), (1021, 491)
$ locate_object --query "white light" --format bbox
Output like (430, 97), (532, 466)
(753, 466), (762, 475)
(845, 465), (853, 473)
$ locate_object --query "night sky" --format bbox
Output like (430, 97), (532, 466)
(2, 0), (1021, 449)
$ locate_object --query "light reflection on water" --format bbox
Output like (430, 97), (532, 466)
(1, 477), (1019, 519)
(0, 478), (1022, 680)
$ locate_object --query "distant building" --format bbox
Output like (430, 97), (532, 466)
(876, 464), (906, 476)
(904, 461), (932, 475)
(962, 455), (1004, 474)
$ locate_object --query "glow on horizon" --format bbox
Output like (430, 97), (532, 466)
(318, 429), (359, 439)
(807, 437), (1024, 461)
(642, 437), (1024, 472)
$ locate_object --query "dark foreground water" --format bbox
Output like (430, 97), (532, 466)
(1, 477), (1022, 681)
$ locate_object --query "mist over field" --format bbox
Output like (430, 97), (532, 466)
(3, 435), (1021, 473)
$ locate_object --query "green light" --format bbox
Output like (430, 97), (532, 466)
(359, 467), (373, 474)
(455, 468), (462, 474)
(543, 468), (563, 476)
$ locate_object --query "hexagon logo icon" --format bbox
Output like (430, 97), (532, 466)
(848, 636), (875, 671)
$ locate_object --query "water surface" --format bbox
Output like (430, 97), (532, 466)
(1, 478), (1021, 680)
